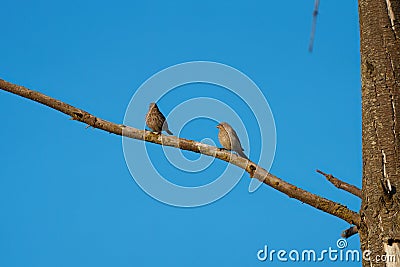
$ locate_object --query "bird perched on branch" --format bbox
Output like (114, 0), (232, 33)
(145, 102), (173, 135)
(216, 122), (248, 160)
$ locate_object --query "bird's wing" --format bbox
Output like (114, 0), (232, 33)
(155, 106), (166, 121)
(229, 126), (244, 151)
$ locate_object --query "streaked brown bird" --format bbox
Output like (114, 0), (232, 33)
(216, 122), (248, 160)
(145, 102), (173, 135)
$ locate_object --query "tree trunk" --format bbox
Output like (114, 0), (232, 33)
(359, 0), (400, 266)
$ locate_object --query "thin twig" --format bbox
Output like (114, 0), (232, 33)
(309, 0), (320, 52)
(341, 226), (358, 238)
(0, 78), (361, 227)
(316, 169), (362, 198)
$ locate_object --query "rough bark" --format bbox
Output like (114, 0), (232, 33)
(359, 0), (400, 266)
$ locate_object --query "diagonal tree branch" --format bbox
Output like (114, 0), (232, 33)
(0, 78), (361, 227)
(316, 169), (362, 198)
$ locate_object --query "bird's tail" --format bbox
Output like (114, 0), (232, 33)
(237, 150), (249, 160)
(166, 129), (173, 135)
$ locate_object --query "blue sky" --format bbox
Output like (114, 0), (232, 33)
(1, 0), (362, 266)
